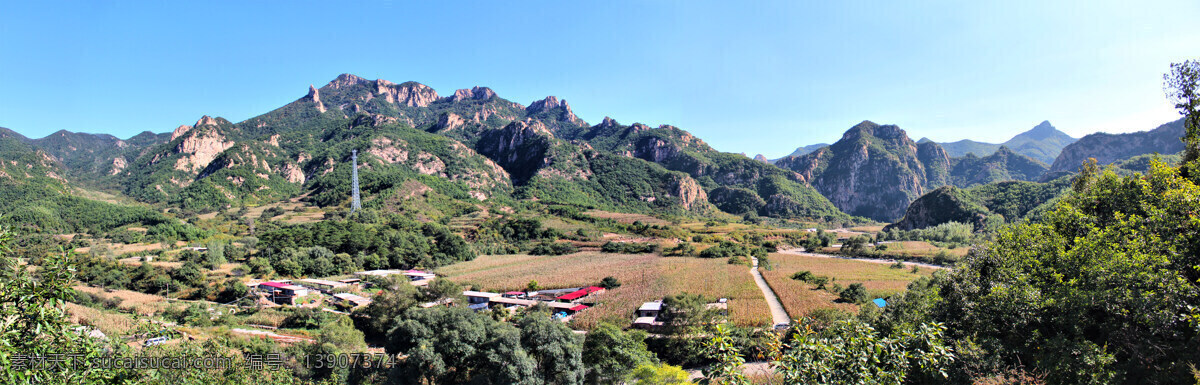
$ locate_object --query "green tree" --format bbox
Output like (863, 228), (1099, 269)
(385, 306), (538, 384)
(354, 279), (419, 340)
(701, 323), (748, 385)
(582, 323), (657, 383)
(316, 314), (366, 351)
(1165, 60), (1200, 168)
(774, 319), (954, 385)
(518, 312), (585, 385)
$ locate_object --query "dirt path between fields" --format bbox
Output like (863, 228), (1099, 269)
(750, 257), (791, 325)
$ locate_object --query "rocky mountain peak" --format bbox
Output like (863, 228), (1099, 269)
(526, 96), (563, 113)
(599, 117), (619, 129)
(328, 74), (369, 89)
(753, 154), (769, 163)
(194, 115), (219, 127)
(1015, 120), (1063, 140)
(374, 80), (439, 107)
(450, 86), (497, 102)
(170, 124), (192, 140)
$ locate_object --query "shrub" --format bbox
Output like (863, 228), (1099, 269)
(838, 283), (868, 304)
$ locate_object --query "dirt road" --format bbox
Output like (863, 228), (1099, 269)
(750, 257), (791, 325)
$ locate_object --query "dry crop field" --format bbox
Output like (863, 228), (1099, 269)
(876, 241), (970, 259)
(63, 302), (139, 336)
(436, 252), (771, 329)
(74, 285), (171, 316)
(760, 252), (933, 318)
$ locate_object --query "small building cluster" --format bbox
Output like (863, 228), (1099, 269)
(462, 286), (604, 321)
(631, 298), (728, 330)
(250, 269), (438, 309)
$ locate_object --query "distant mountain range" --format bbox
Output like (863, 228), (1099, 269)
(0, 74), (852, 232)
(918, 121), (1076, 165)
(0, 74), (1190, 227)
(1049, 118), (1184, 172)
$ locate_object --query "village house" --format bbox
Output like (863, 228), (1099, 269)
(297, 278), (349, 293)
(556, 286), (605, 303)
(256, 282), (311, 305)
(333, 293), (372, 308)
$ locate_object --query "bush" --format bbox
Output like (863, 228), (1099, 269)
(528, 241), (578, 256)
(601, 241), (657, 254)
(838, 283), (868, 304)
(599, 276), (621, 290)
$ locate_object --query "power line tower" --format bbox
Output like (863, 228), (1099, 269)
(351, 149), (361, 213)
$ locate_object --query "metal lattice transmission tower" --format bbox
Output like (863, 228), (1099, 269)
(351, 149), (361, 213)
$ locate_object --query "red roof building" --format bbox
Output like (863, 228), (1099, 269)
(557, 286), (605, 301)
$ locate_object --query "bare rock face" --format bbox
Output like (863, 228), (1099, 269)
(109, 157), (127, 175)
(170, 124), (192, 141)
(598, 116), (619, 130)
(368, 136), (410, 164)
(796, 121), (935, 221)
(308, 85), (327, 113)
(171, 116), (233, 173)
(434, 112), (466, 132)
(1048, 118), (1185, 172)
(374, 79), (439, 107)
(477, 119), (555, 184)
(278, 162), (305, 183)
(328, 73), (369, 89)
(632, 136), (679, 164)
(753, 154), (769, 163)
(527, 96), (585, 125)
(450, 86), (497, 102)
(194, 115), (219, 127)
(667, 174), (707, 210)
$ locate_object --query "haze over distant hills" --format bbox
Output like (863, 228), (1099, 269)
(918, 121), (1076, 165)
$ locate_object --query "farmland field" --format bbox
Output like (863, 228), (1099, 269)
(760, 252), (933, 318)
(875, 241), (971, 259)
(436, 252), (771, 329)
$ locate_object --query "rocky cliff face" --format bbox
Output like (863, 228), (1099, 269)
(1049, 118), (1185, 172)
(777, 121), (942, 221)
(476, 119), (555, 184)
(170, 116), (235, 173)
(666, 173), (707, 210)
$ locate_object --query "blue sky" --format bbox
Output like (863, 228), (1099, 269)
(2, 1), (1198, 157)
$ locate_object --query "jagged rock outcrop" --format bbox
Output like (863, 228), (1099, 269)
(753, 154), (769, 163)
(666, 174), (707, 210)
(1049, 118), (1185, 172)
(307, 85), (327, 113)
(110, 157), (127, 175)
(476, 119), (555, 184)
(449, 86), (496, 102)
(170, 124), (192, 140)
(171, 116), (234, 173)
(526, 96), (586, 130)
(374, 79), (439, 107)
(433, 112), (466, 132)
